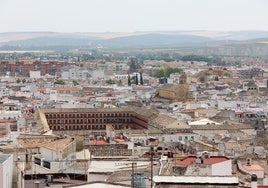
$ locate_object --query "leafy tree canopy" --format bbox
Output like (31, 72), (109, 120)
(154, 67), (182, 78)
(54, 79), (65, 85)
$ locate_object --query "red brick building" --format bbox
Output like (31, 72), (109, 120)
(0, 60), (74, 76)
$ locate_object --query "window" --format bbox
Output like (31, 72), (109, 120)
(43, 160), (50, 169)
(34, 157), (41, 165)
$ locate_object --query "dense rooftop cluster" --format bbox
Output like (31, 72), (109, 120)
(0, 54), (268, 188)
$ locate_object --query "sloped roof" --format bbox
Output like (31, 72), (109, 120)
(40, 138), (75, 152)
(151, 114), (191, 130)
(188, 118), (220, 126)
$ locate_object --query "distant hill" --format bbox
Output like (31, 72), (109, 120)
(97, 33), (212, 48)
(1, 31), (268, 50)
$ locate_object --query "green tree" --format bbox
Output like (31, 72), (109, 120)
(135, 74), (138, 85)
(128, 74), (131, 86)
(106, 79), (115, 85)
(140, 72), (143, 85)
(72, 80), (79, 86)
(54, 79), (65, 85)
(154, 69), (165, 78)
(154, 67), (182, 78)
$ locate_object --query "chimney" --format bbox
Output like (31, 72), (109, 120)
(247, 158), (252, 166)
(251, 174), (258, 188)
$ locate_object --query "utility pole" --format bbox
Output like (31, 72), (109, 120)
(150, 146), (153, 188)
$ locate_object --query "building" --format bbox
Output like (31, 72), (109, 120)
(0, 60), (74, 77)
(157, 84), (191, 102)
(61, 65), (88, 79)
(174, 155), (232, 176)
(31, 138), (76, 174)
(153, 176), (239, 188)
(63, 181), (130, 188)
(0, 154), (13, 188)
(36, 107), (158, 134)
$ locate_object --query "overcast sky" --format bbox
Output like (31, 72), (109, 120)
(0, 0), (267, 32)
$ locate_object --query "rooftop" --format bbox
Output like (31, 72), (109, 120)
(151, 114), (191, 130)
(17, 133), (57, 148)
(41, 138), (75, 152)
(153, 176), (239, 185)
(242, 164), (264, 171)
(0, 154), (11, 164)
(175, 156), (230, 166)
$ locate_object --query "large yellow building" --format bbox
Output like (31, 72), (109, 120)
(157, 83), (190, 102)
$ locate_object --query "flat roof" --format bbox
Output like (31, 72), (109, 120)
(242, 164), (264, 171)
(153, 176), (239, 184)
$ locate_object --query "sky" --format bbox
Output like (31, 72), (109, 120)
(0, 0), (267, 32)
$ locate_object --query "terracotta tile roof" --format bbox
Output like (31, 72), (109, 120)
(17, 134), (57, 148)
(150, 114), (190, 130)
(203, 156), (229, 165)
(37, 87), (82, 92)
(242, 164), (264, 171)
(175, 156), (230, 166)
(41, 138), (75, 152)
(54, 87), (82, 92)
(176, 156), (196, 166)
(114, 138), (125, 143)
(89, 140), (108, 145)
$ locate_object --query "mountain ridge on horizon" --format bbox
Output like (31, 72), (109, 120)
(1, 30), (268, 49)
